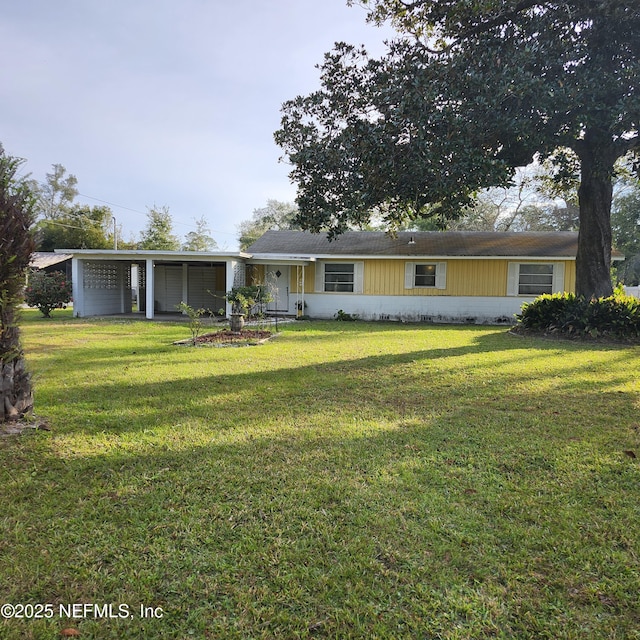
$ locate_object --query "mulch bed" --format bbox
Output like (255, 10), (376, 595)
(174, 329), (274, 346)
(197, 329), (273, 344)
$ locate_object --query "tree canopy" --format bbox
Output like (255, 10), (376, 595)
(37, 204), (115, 251)
(138, 206), (180, 251)
(275, 1), (640, 298)
(37, 163), (78, 220)
(237, 200), (300, 250)
(183, 216), (218, 251)
(31, 164), (118, 251)
(420, 165), (580, 233)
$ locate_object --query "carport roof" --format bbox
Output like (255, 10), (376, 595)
(56, 249), (249, 261)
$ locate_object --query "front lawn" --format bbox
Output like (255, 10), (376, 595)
(1, 311), (639, 639)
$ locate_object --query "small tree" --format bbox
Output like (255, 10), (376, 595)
(182, 216), (218, 251)
(226, 285), (272, 316)
(138, 205), (180, 250)
(0, 145), (37, 422)
(25, 270), (73, 317)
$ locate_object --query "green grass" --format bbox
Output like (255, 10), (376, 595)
(1, 310), (639, 639)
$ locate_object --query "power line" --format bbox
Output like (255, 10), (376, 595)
(38, 218), (109, 232)
(77, 193), (147, 217)
(77, 192), (237, 236)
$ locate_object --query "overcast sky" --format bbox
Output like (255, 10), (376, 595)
(1, 0), (395, 249)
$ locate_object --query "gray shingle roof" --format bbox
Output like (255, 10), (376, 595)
(29, 252), (73, 269)
(247, 230), (587, 258)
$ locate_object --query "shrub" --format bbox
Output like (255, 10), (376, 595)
(225, 285), (272, 316)
(25, 270), (72, 317)
(335, 309), (358, 321)
(176, 301), (208, 346)
(516, 286), (640, 341)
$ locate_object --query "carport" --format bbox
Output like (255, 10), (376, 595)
(66, 250), (249, 319)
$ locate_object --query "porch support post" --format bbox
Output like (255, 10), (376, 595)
(182, 263), (188, 309)
(145, 258), (155, 319)
(301, 265), (305, 315)
(72, 258), (84, 318)
(119, 263), (129, 313)
(225, 260), (236, 317)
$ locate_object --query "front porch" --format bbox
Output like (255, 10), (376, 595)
(247, 258), (313, 318)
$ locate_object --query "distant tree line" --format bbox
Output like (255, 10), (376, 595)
(30, 163), (218, 252)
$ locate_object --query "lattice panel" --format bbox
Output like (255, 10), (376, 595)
(233, 263), (246, 287)
(84, 262), (121, 289)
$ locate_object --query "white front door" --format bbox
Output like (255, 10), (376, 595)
(266, 266), (290, 313)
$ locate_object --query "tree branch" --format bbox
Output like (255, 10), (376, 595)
(616, 134), (640, 157)
(402, 1), (553, 54)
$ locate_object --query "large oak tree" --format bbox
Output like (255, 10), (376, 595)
(275, 1), (640, 297)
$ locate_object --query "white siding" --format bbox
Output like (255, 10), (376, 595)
(79, 261), (132, 316)
(301, 293), (531, 324)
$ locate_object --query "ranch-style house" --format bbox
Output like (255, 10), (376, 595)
(63, 230), (623, 324)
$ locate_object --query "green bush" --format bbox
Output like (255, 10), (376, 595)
(225, 285), (272, 316)
(335, 309), (358, 321)
(25, 270), (72, 317)
(516, 286), (640, 341)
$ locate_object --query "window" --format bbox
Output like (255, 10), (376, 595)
(324, 263), (355, 292)
(404, 262), (447, 289)
(414, 264), (437, 287)
(507, 262), (565, 296)
(315, 262), (364, 294)
(518, 264), (554, 295)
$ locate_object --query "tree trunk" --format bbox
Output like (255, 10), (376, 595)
(1, 357), (33, 422)
(0, 305), (34, 423)
(575, 133), (616, 299)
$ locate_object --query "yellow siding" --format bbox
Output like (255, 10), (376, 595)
(269, 259), (575, 296)
(364, 259), (513, 296)
(248, 264), (265, 285)
(445, 260), (508, 297)
(291, 264), (316, 294)
(215, 265), (227, 290)
(564, 261), (576, 293)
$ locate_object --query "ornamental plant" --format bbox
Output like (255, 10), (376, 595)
(225, 285), (272, 316)
(516, 285), (640, 341)
(25, 270), (73, 317)
(176, 301), (208, 346)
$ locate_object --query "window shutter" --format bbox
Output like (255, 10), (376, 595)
(507, 262), (519, 296)
(314, 262), (324, 293)
(553, 262), (565, 293)
(435, 262), (447, 289)
(354, 262), (364, 294)
(404, 262), (415, 289)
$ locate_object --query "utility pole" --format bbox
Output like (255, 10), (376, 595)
(112, 216), (118, 250)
